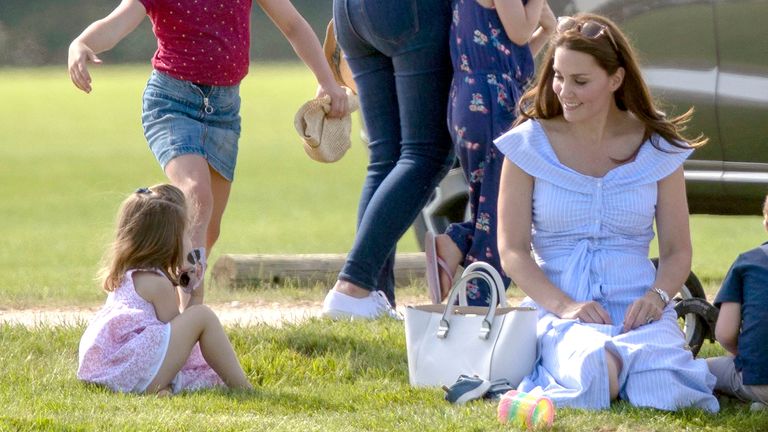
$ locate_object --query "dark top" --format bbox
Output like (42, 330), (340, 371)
(714, 241), (768, 385)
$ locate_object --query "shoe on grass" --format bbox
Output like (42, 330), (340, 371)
(322, 289), (400, 320)
(751, 401), (767, 412)
(484, 379), (515, 400)
(442, 375), (492, 405)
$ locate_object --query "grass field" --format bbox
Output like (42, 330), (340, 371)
(2, 321), (767, 432)
(0, 64), (764, 307)
(0, 64), (375, 307)
(1, 65), (767, 430)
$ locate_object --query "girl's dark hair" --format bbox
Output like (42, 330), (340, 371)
(515, 13), (707, 150)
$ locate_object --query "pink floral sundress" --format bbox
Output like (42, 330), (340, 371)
(77, 269), (224, 393)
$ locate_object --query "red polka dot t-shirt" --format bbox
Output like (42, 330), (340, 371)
(139, 0), (252, 86)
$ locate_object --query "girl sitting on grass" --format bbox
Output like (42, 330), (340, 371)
(77, 184), (252, 395)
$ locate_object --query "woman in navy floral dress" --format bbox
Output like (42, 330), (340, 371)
(426, 0), (556, 305)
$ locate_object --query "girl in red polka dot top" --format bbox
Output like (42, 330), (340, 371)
(68, 0), (348, 309)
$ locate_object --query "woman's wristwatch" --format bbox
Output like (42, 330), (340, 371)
(651, 287), (671, 305)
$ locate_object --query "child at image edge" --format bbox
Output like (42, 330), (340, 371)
(706, 194), (768, 411)
(77, 185), (252, 395)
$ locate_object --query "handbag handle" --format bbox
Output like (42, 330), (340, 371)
(457, 262), (508, 307)
(437, 270), (498, 340)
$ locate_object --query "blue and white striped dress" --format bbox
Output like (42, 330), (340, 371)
(494, 119), (719, 412)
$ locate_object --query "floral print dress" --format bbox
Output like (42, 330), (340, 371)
(77, 269), (224, 393)
(446, 0), (534, 305)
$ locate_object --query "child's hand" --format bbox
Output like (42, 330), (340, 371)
(316, 82), (349, 118)
(68, 40), (102, 93)
(179, 248), (204, 294)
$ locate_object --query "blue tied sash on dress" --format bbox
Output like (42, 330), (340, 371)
(539, 236), (651, 305)
(561, 238), (598, 302)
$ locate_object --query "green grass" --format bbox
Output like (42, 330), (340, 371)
(0, 64), (764, 308)
(1, 321), (766, 431)
(1, 65), (767, 431)
(687, 215), (766, 286)
(0, 64), (396, 307)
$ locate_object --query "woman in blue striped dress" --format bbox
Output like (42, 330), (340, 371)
(495, 13), (719, 411)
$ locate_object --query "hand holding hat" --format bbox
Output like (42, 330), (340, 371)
(294, 86), (359, 163)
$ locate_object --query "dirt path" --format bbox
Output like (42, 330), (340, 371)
(0, 294), (525, 327)
(0, 296), (432, 327)
(0, 300), (325, 327)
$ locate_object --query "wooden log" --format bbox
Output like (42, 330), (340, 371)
(211, 253), (427, 289)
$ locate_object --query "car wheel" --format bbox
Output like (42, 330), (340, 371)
(650, 258), (711, 357)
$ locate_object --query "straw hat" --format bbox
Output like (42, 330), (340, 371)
(294, 87), (359, 163)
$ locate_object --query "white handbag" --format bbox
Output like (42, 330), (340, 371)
(405, 262), (537, 387)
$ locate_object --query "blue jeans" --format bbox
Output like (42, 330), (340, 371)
(333, 0), (454, 305)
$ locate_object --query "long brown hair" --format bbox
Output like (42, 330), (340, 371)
(98, 184), (188, 291)
(515, 13), (707, 149)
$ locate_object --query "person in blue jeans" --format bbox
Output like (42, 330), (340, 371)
(706, 194), (768, 411)
(322, 0), (455, 319)
(426, 0), (556, 306)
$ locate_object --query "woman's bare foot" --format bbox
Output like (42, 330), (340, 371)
(434, 234), (463, 300)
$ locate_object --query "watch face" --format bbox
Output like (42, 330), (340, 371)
(654, 288), (670, 304)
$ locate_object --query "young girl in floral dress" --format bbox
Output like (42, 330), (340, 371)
(78, 184), (251, 395)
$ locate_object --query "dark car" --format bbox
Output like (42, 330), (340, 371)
(551, 0), (768, 215)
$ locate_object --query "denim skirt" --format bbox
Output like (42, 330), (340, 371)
(142, 70), (242, 181)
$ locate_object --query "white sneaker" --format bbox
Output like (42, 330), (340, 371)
(751, 401), (767, 412)
(322, 289), (401, 320)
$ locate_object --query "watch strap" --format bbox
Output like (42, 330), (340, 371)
(652, 287), (671, 305)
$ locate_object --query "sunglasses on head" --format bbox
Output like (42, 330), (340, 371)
(556, 16), (619, 52)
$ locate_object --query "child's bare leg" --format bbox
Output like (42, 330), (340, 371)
(165, 154), (214, 308)
(189, 305), (251, 389)
(145, 305), (252, 393)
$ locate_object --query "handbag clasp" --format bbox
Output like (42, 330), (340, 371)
(479, 319), (491, 340)
(437, 319), (450, 338)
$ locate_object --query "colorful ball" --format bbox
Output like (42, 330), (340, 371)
(497, 390), (555, 429)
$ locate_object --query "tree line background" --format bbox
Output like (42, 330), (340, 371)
(0, 0), (334, 66)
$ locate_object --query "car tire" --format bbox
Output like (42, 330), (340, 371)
(650, 258), (712, 357)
